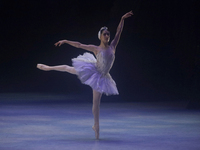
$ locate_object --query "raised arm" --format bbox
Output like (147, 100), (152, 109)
(55, 40), (98, 54)
(111, 11), (133, 50)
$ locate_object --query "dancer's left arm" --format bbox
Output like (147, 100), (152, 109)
(111, 11), (133, 51)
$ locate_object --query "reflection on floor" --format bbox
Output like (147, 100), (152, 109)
(0, 93), (200, 150)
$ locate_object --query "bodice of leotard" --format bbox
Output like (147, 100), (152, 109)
(96, 49), (115, 75)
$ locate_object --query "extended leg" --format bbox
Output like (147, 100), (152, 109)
(92, 90), (102, 140)
(37, 64), (77, 75)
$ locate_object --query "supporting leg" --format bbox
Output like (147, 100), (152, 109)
(92, 90), (102, 140)
(37, 64), (77, 75)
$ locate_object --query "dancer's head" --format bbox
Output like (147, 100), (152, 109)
(98, 26), (110, 43)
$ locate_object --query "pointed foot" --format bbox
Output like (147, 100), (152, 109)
(92, 126), (99, 140)
(37, 64), (51, 71)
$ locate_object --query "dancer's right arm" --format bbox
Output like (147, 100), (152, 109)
(55, 40), (98, 54)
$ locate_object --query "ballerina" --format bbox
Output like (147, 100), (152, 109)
(37, 11), (133, 139)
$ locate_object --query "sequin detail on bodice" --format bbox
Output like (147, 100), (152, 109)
(96, 49), (115, 75)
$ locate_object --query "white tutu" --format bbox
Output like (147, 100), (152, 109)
(72, 52), (119, 96)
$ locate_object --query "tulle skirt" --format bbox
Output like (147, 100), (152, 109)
(72, 52), (119, 96)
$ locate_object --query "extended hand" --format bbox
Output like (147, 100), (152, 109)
(54, 40), (67, 47)
(122, 11), (133, 20)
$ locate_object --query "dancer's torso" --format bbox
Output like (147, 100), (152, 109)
(95, 46), (115, 75)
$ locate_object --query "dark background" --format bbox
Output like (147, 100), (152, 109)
(0, 0), (199, 104)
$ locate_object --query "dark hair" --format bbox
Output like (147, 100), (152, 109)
(100, 27), (108, 34)
(98, 26), (108, 39)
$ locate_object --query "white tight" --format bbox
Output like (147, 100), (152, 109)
(92, 90), (102, 139)
(37, 64), (77, 74)
(37, 63), (102, 139)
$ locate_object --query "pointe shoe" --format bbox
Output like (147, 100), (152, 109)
(92, 126), (99, 140)
(37, 64), (51, 71)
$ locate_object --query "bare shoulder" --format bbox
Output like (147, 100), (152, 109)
(95, 46), (102, 56)
(109, 44), (116, 53)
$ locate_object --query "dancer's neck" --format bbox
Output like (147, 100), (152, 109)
(100, 42), (109, 49)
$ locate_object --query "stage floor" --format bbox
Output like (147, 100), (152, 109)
(0, 94), (200, 150)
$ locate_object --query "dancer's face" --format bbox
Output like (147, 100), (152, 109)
(101, 30), (110, 43)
